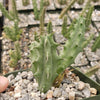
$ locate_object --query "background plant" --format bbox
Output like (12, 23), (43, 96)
(22, 0), (30, 6)
(32, 0), (50, 20)
(0, 0), (22, 68)
(58, 0), (99, 5)
(0, 3), (14, 21)
(9, 41), (21, 68)
(4, 20), (21, 42)
(58, 0), (67, 5)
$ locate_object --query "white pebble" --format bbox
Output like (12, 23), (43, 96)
(77, 81), (85, 90)
(69, 91), (75, 100)
(90, 88), (97, 95)
(14, 92), (21, 98)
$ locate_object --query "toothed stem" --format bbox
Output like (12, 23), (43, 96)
(32, 0), (39, 20)
(47, 21), (53, 34)
(22, 0), (30, 6)
(59, 0), (76, 19)
(11, 0), (19, 20)
(9, 41), (21, 68)
(77, 0), (84, 5)
(40, 7), (46, 35)
(0, 3), (13, 20)
(61, 15), (68, 38)
(58, 0), (67, 5)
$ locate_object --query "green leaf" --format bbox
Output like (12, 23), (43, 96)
(81, 95), (100, 100)
(4, 69), (30, 77)
(85, 65), (100, 77)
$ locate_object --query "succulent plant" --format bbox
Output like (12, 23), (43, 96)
(22, 0), (30, 6)
(32, 0), (50, 20)
(3, 20), (22, 68)
(0, 3), (13, 21)
(58, 0), (67, 5)
(30, 33), (62, 92)
(40, 7), (46, 35)
(59, 0), (76, 19)
(92, 0), (99, 2)
(47, 21), (53, 34)
(58, 16), (93, 74)
(44, 0), (50, 6)
(29, 0), (94, 93)
(77, 0), (84, 5)
(30, 14), (93, 93)
(0, 0), (18, 21)
(61, 15), (68, 38)
(11, 0), (19, 20)
(9, 41), (21, 68)
(4, 20), (21, 42)
(32, 0), (47, 20)
(32, 0), (39, 20)
(85, 6), (94, 30)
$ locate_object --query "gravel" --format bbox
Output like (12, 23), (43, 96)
(0, 71), (97, 100)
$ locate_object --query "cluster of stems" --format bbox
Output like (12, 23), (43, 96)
(0, 0), (21, 68)
(32, 0), (49, 20)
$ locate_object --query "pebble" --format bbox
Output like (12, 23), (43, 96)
(41, 92), (46, 99)
(75, 91), (84, 97)
(27, 71), (34, 81)
(21, 89), (27, 95)
(69, 91), (75, 100)
(14, 85), (22, 93)
(27, 83), (33, 92)
(57, 97), (65, 100)
(9, 79), (16, 86)
(47, 90), (53, 99)
(77, 81), (85, 90)
(32, 83), (38, 90)
(62, 78), (72, 84)
(84, 48), (100, 61)
(74, 52), (88, 66)
(31, 92), (40, 100)
(82, 87), (91, 98)
(62, 83), (68, 90)
(21, 71), (28, 79)
(21, 94), (30, 100)
(23, 79), (30, 85)
(61, 91), (69, 99)
(90, 88), (97, 95)
(14, 92), (21, 98)
(53, 88), (62, 97)
(15, 75), (22, 82)
(7, 74), (14, 81)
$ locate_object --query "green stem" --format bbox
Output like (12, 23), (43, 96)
(59, 0), (76, 19)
